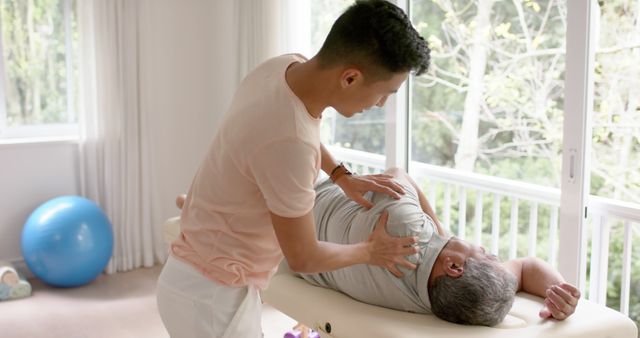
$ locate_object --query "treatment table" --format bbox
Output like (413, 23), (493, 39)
(163, 216), (638, 338)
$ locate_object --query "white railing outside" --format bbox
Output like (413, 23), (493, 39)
(587, 197), (640, 315)
(328, 145), (640, 317)
(408, 160), (560, 264)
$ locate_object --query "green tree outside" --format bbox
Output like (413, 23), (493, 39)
(0, 0), (76, 127)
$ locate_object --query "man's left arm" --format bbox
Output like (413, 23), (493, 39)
(503, 257), (581, 320)
(320, 143), (405, 209)
(320, 143), (341, 175)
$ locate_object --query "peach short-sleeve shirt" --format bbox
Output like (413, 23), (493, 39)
(171, 54), (321, 289)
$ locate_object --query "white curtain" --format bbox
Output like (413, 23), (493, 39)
(236, 0), (287, 79)
(78, 0), (161, 273)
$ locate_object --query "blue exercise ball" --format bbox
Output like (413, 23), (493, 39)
(21, 196), (114, 287)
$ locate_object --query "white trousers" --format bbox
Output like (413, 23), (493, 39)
(156, 255), (263, 338)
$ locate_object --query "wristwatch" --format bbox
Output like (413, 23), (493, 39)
(330, 162), (353, 183)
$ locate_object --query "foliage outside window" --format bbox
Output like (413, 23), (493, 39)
(0, 0), (77, 138)
(591, 0), (640, 205)
(410, 0), (566, 188)
(591, 0), (640, 325)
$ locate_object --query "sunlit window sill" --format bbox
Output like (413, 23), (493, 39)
(0, 135), (79, 148)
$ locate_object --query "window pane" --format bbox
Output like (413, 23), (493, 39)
(310, 0), (386, 156)
(409, 0), (566, 188)
(0, 0), (76, 127)
(592, 0), (640, 326)
(592, 0), (640, 204)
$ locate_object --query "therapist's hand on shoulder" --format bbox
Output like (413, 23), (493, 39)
(335, 173), (405, 209)
(366, 211), (419, 277)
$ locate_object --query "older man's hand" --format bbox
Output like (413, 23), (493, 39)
(539, 283), (581, 320)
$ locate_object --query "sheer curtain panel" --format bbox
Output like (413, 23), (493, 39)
(78, 0), (161, 273)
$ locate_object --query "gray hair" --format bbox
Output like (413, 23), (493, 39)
(428, 258), (517, 326)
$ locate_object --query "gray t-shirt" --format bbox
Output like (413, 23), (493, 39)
(300, 178), (450, 314)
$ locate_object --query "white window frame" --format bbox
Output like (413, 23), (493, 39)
(558, 0), (597, 288)
(384, 0), (410, 170)
(0, 0), (78, 140)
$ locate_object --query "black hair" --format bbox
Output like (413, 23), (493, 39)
(316, 0), (430, 80)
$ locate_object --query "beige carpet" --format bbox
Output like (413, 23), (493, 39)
(0, 265), (297, 338)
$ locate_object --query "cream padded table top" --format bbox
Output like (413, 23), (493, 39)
(163, 216), (638, 338)
(263, 270), (637, 338)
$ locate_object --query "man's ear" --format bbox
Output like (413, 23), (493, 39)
(340, 68), (363, 88)
(443, 256), (464, 278)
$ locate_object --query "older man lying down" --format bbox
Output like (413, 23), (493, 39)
(299, 168), (581, 326)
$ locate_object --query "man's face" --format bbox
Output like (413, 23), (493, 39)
(465, 243), (509, 275)
(333, 71), (409, 117)
(468, 243), (500, 263)
(454, 239), (503, 269)
(430, 238), (509, 284)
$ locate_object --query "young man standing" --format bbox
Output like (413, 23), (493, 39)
(156, 1), (431, 336)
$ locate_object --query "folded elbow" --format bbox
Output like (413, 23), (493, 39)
(281, 242), (319, 273)
(286, 257), (311, 274)
(288, 262), (305, 273)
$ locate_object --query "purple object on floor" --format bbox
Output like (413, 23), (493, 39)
(284, 329), (320, 338)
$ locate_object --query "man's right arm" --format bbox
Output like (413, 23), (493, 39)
(270, 210), (419, 277)
(503, 257), (581, 320)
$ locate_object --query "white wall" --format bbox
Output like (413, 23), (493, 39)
(0, 141), (80, 265)
(138, 0), (238, 232)
(0, 0), (239, 269)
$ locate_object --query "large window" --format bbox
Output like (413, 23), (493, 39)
(408, 0), (640, 324)
(305, 0), (639, 326)
(590, 0), (640, 322)
(592, 0), (640, 205)
(0, 0), (77, 139)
